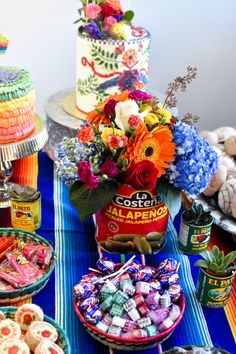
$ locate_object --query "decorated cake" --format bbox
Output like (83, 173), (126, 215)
(0, 66), (36, 144)
(75, 0), (151, 116)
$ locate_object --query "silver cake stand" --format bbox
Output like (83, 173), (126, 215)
(44, 88), (84, 161)
(0, 115), (48, 208)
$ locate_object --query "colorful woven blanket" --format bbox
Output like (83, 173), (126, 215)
(10, 152), (235, 354)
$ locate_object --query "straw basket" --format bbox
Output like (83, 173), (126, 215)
(74, 265), (185, 351)
(0, 228), (56, 304)
(1, 307), (71, 353)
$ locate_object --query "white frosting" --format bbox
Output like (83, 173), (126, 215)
(76, 27), (151, 114)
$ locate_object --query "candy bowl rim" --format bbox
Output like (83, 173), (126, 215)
(0, 306), (71, 353)
(0, 228), (56, 303)
(73, 264), (186, 348)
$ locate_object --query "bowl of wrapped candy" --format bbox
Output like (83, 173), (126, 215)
(0, 228), (56, 304)
(0, 304), (70, 353)
(74, 256), (185, 351)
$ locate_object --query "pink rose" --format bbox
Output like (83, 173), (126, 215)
(83, 3), (102, 20)
(103, 16), (117, 33)
(78, 161), (99, 189)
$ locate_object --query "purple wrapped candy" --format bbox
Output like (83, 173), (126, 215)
(157, 258), (178, 275)
(134, 267), (156, 282)
(101, 313), (113, 326)
(85, 305), (103, 325)
(149, 308), (169, 325)
(81, 273), (100, 283)
(97, 257), (116, 274)
(168, 284), (183, 302)
(80, 296), (98, 310)
(159, 272), (179, 287)
(74, 282), (96, 299)
(126, 260), (141, 275)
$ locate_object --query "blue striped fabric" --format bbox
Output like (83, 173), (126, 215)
(32, 153), (234, 354)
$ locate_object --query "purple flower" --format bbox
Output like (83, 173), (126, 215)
(83, 21), (102, 39)
(128, 90), (151, 101)
(103, 99), (118, 117)
(117, 70), (141, 91)
(100, 160), (118, 178)
(78, 161), (99, 189)
(115, 14), (125, 22)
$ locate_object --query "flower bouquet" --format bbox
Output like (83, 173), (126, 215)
(74, 0), (135, 40)
(56, 67), (218, 253)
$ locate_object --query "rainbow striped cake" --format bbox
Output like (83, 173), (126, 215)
(0, 66), (36, 144)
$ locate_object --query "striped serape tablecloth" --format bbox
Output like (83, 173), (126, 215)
(9, 151), (235, 354)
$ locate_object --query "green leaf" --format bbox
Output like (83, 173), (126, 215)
(78, 26), (84, 34)
(225, 265), (236, 273)
(110, 63), (113, 70)
(223, 251), (236, 269)
(124, 10), (134, 22)
(194, 259), (209, 269)
(209, 262), (219, 273)
(156, 178), (181, 220)
(69, 180), (118, 222)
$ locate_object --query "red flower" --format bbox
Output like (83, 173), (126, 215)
(78, 124), (95, 144)
(125, 160), (159, 191)
(78, 161), (99, 189)
(100, 160), (118, 178)
(128, 115), (142, 128)
(103, 99), (118, 117)
(107, 135), (128, 149)
(101, 2), (123, 18)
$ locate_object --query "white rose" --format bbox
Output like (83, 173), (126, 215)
(115, 100), (148, 131)
(120, 23), (132, 40)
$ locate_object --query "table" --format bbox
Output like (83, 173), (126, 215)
(9, 151), (236, 354)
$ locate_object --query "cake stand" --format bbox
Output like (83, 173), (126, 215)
(44, 88), (84, 161)
(0, 115), (48, 209)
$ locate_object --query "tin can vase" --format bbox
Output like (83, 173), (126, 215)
(178, 214), (213, 254)
(196, 267), (235, 308)
(94, 184), (169, 254)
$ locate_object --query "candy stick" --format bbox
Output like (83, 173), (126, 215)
(88, 268), (103, 274)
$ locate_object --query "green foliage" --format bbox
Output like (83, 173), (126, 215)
(77, 74), (109, 102)
(182, 200), (212, 226)
(69, 180), (118, 222)
(91, 44), (119, 70)
(156, 178), (181, 221)
(194, 245), (236, 275)
(124, 10), (134, 23)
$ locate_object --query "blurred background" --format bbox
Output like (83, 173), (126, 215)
(1, 0), (236, 130)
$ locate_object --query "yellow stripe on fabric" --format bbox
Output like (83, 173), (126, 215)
(12, 153), (38, 189)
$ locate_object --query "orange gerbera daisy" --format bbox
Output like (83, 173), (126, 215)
(122, 123), (176, 177)
(86, 91), (130, 127)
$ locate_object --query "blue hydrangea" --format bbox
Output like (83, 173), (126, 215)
(56, 136), (107, 182)
(167, 122), (218, 195)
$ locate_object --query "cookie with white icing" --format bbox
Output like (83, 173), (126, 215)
(218, 179), (236, 216)
(214, 126), (236, 142)
(203, 164), (227, 196)
(224, 136), (236, 156)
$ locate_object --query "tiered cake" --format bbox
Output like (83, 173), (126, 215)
(76, 27), (151, 115)
(0, 66), (35, 144)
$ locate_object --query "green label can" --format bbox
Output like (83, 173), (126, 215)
(179, 216), (213, 254)
(196, 268), (235, 308)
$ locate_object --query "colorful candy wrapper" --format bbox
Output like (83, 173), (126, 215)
(168, 284), (183, 302)
(80, 296), (98, 310)
(159, 272), (179, 287)
(134, 267), (155, 282)
(0, 33), (9, 55)
(85, 305), (103, 325)
(157, 258), (178, 275)
(0, 260), (28, 288)
(97, 258), (116, 274)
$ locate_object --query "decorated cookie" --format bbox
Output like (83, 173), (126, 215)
(35, 340), (64, 354)
(0, 310), (6, 321)
(26, 321), (58, 352)
(214, 126), (236, 142)
(231, 193), (236, 218)
(15, 304), (44, 331)
(0, 337), (30, 353)
(0, 319), (21, 343)
(203, 164), (227, 197)
(224, 136), (236, 156)
(218, 179), (236, 216)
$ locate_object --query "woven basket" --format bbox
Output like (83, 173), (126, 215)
(163, 346), (230, 354)
(0, 228), (56, 304)
(74, 266), (186, 351)
(1, 307), (71, 353)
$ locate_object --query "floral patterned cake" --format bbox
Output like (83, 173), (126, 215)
(75, 1), (151, 115)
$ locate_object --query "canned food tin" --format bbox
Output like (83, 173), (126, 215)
(178, 215), (213, 254)
(10, 185), (41, 232)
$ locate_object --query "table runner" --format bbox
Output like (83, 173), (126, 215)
(9, 151), (235, 354)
